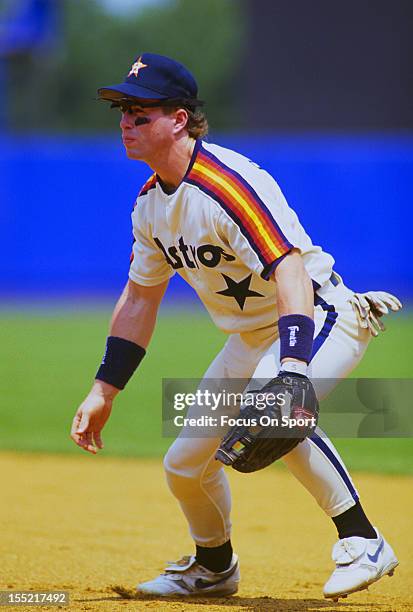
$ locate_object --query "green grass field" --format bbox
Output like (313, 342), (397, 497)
(1, 303), (412, 473)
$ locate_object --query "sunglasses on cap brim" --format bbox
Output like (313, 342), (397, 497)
(102, 97), (204, 113)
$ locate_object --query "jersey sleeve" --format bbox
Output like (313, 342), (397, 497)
(129, 201), (175, 287)
(216, 175), (295, 281)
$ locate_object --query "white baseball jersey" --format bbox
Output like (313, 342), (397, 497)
(129, 140), (335, 333)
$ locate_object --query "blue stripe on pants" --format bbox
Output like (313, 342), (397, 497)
(311, 294), (338, 359)
(309, 293), (358, 503)
(311, 431), (359, 503)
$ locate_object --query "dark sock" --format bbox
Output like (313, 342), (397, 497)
(332, 501), (377, 539)
(196, 540), (233, 573)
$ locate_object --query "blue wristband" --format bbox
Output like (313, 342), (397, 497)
(278, 314), (315, 364)
(95, 336), (146, 390)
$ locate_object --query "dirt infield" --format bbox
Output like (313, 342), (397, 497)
(1, 452), (412, 612)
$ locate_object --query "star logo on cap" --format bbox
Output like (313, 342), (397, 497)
(127, 56), (148, 78)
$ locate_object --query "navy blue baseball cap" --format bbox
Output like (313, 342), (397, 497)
(97, 52), (203, 106)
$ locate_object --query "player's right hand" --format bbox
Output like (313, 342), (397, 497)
(70, 381), (118, 454)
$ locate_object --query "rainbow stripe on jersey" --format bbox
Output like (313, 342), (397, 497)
(138, 173), (157, 197)
(186, 145), (292, 269)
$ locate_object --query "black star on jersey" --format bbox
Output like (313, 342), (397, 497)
(216, 273), (264, 310)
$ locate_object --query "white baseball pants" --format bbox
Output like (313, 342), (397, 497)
(164, 282), (370, 546)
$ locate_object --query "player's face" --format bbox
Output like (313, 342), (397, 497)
(118, 100), (177, 162)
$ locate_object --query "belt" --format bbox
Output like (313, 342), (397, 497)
(329, 271), (341, 287)
(315, 271), (343, 301)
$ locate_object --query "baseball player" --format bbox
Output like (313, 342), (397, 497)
(70, 53), (402, 601)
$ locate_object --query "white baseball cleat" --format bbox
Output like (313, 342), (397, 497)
(323, 529), (399, 601)
(136, 554), (240, 597)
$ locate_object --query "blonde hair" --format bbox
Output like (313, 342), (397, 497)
(162, 105), (208, 139)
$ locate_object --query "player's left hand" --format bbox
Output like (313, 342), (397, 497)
(349, 291), (402, 337)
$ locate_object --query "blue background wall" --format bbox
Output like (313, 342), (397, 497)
(1, 134), (411, 300)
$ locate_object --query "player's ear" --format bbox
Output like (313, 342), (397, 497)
(172, 108), (189, 134)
